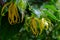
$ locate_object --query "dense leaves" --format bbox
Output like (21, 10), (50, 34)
(0, 0), (60, 40)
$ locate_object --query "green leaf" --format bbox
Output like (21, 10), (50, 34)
(44, 4), (57, 11)
(43, 10), (57, 21)
(56, 0), (60, 9)
(17, 0), (28, 11)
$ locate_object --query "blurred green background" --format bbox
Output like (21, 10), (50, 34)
(0, 0), (60, 40)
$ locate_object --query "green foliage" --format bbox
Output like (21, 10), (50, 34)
(0, 0), (60, 40)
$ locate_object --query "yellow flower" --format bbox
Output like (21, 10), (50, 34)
(40, 18), (48, 34)
(8, 3), (20, 25)
(1, 2), (11, 16)
(30, 17), (38, 35)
